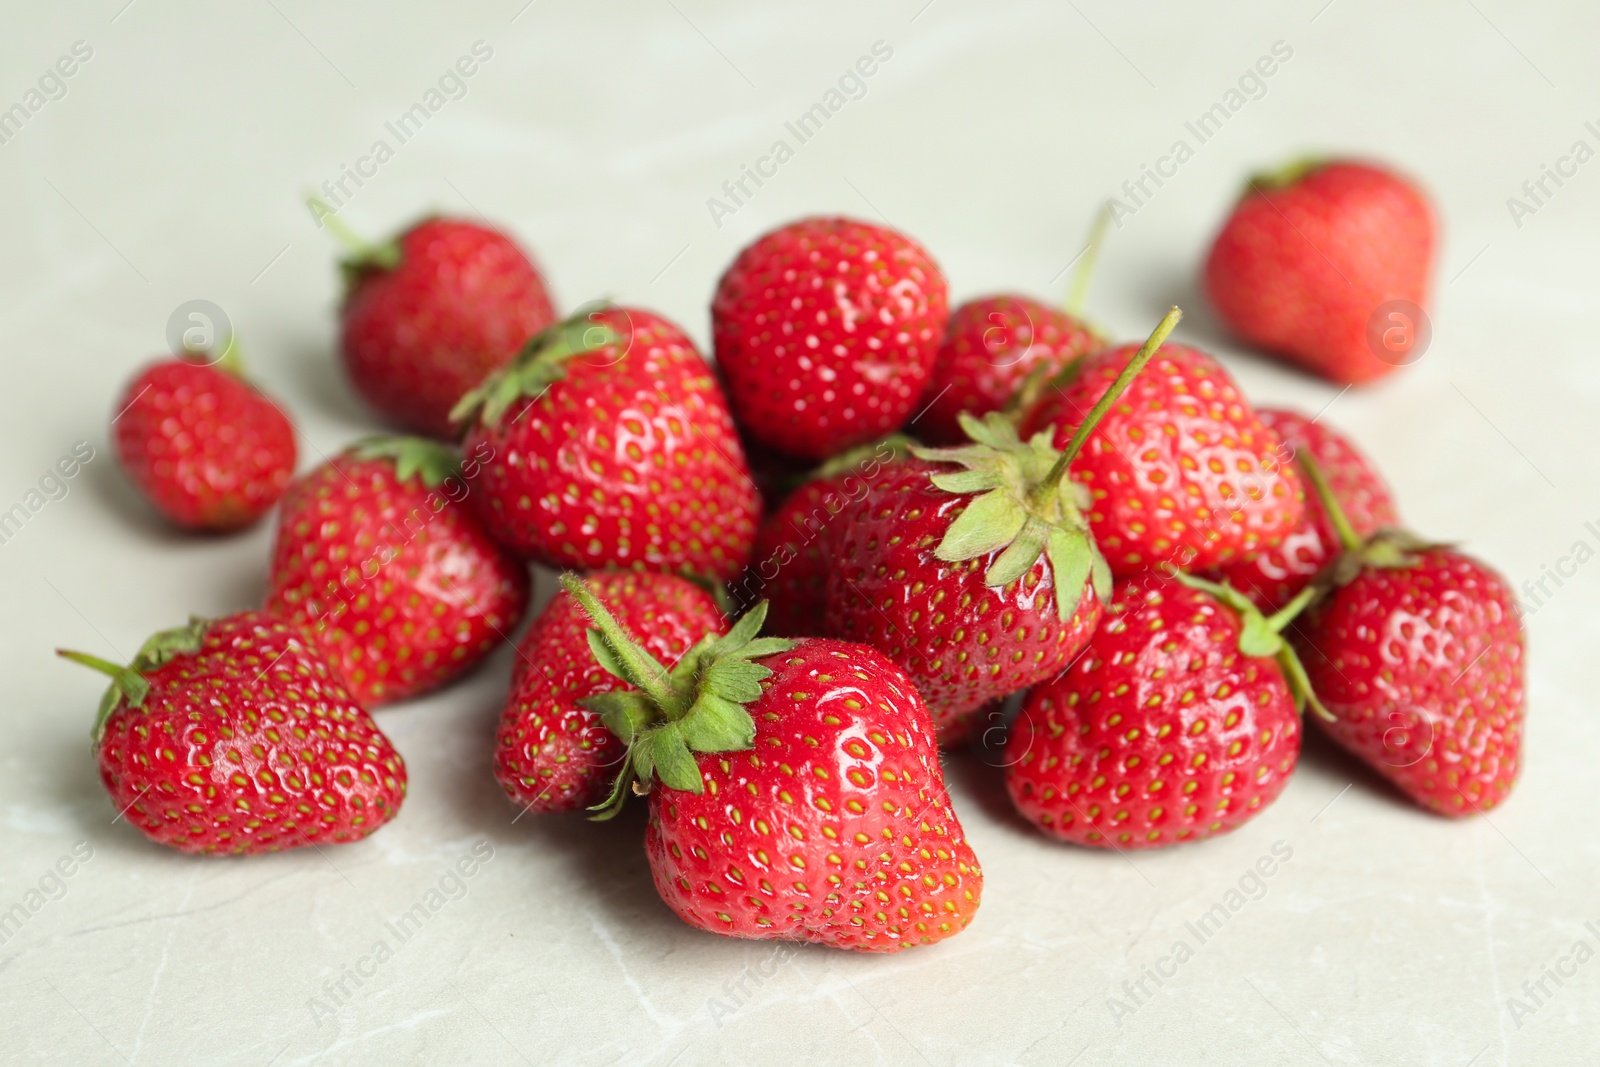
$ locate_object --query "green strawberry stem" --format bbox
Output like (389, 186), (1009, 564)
(57, 649), (151, 743)
(306, 196), (401, 270)
(1295, 451), (1362, 553)
(1171, 572), (1334, 721)
(558, 574), (796, 819)
(1064, 200), (1114, 318)
(350, 436), (463, 488)
(1246, 156), (1329, 195)
(1034, 304), (1183, 503)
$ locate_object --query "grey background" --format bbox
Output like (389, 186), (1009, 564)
(1, 1), (1595, 1064)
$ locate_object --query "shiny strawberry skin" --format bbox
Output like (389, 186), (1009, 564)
(265, 449), (529, 707)
(461, 307), (760, 582)
(112, 359), (296, 531)
(341, 218), (556, 438)
(1209, 408), (1398, 613)
(1006, 576), (1300, 848)
(95, 612), (406, 855)
(823, 461), (1103, 745)
(1295, 549), (1524, 816)
(712, 217), (949, 461)
(494, 572), (726, 814)
(737, 440), (903, 637)
(1022, 341), (1304, 576)
(918, 295), (1100, 446)
(647, 638), (982, 952)
(1204, 161), (1435, 385)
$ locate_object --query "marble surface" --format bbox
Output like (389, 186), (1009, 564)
(1, 2), (1596, 1064)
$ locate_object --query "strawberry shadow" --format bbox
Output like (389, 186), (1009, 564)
(282, 337), (374, 431)
(1296, 722), (1423, 814)
(79, 447), (193, 547)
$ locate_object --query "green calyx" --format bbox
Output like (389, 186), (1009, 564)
(1297, 452), (1441, 591)
(1244, 156), (1330, 198)
(560, 574), (795, 820)
(350, 435), (462, 488)
(1171, 572), (1333, 722)
(306, 196), (403, 295)
(448, 304), (622, 430)
(912, 306), (1183, 622)
(58, 616), (211, 743)
(811, 434), (914, 482)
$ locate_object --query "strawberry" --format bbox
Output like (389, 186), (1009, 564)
(264, 436), (529, 707)
(331, 213), (556, 438)
(736, 436), (909, 637)
(1020, 336), (1304, 576)
(453, 305), (760, 582)
(58, 612), (406, 855)
(917, 295), (1102, 446)
(1204, 159), (1436, 384)
(1291, 459), (1524, 816)
(112, 347), (296, 531)
(494, 571), (726, 814)
(712, 216), (950, 461)
(566, 577), (982, 952)
(1006, 573), (1313, 848)
(825, 310), (1184, 745)
(1208, 408), (1398, 613)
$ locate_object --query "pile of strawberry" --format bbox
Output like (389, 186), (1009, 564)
(64, 159), (1524, 955)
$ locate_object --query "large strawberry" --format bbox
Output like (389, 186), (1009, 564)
(1292, 459), (1524, 816)
(1006, 573), (1315, 848)
(265, 436), (529, 707)
(565, 576), (982, 952)
(453, 305), (760, 582)
(917, 295), (1102, 446)
(112, 347), (296, 531)
(330, 211), (556, 438)
(712, 216), (949, 461)
(1204, 159), (1435, 384)
(58, 612), (406, 855)
(826, 310), (1184, 744)
(494, 571), (726, 814)
(1021, 337), (1304, 576)
(1208, 408), (1398, 613)
(737, 436), (908, 637)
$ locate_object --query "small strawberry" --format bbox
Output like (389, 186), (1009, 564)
(826, 310), (1184, 744)
(1020, 336), (1304, 576)
(1006, 573), (1315, 848)
(1292, 458), (1524, 816)
(915, 206), (1112, 445)
(565, 576), (982, 952)
(712, 216), (950, 461)
(1208, 408), (1398, 613)
(494, 571), (726, 814)
(453, 305), (761, 582)
(1204, 159), (1436, 384)
(265, 436), (529, 707)
(112, 346), (296, 531)
(917, 295), (1103, 446)
(58, 612), (406, 855)
(737, 436), (909, 637)
(327, 210), (557, 438)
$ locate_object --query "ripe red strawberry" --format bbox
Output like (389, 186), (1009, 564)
(712, 216), (950, 461)
(917, 295), (1102, 446)
(58, 612), (406, 855)
(333, 214), (556, 438)
(566, 577), (982, 952)
(825, 310), (1185, 744)
(736, 437), (908, 637)
(265, 436), (529, 707)
(454, 305), (760, 582)
(112, 349), (296, 531)
(1006, 573), (1310, 848)
(1204, 159), (1436, 384)
(1021, 337), (1304, 576)
(494, 571), (726, 814)
(1208, 408), (1398, 613)
(1290, 464), (1524, 816)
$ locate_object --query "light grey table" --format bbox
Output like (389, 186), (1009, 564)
(1, 2), (1593, 1064)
